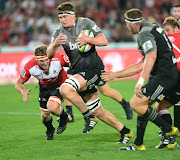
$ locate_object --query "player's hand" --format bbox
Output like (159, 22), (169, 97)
(135, 84), (143, 98)
(100, 70), (115, 81)
(54, 33), (66, 46)
(76, 31), (88, 47)
(22, 89), (31, 103)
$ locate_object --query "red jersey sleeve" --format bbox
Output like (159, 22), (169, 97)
(19, 62), (31, 82)
(60, 53), (70, 67)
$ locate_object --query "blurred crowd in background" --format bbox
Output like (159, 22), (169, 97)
(0, 0), (179, 47)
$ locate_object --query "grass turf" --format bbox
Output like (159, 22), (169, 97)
(0, 80), (179, 160)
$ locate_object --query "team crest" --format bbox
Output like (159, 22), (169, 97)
(21, 69), (26, 78)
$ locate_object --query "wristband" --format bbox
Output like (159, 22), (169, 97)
(21, 89), (26, 95)
(137, 77), (145, 85)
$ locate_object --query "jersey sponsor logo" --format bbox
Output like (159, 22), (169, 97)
(172, 56), (177, 64)
(157, 94), (165, 101)
(21, 69), (26, 78)
(80, 72), (85, 76)
(168, 36), (175, 43)
(92, 25), (101, 32)
(63, 55), (70, 63)
(142, 87), (146, 93)
(69, 42), (77, 50)
(142, 40), (153, 53)
(98, 80), (105, 86)
(88, 84), (95, 89)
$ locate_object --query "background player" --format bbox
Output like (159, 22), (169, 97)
(102, 9), (179, 150)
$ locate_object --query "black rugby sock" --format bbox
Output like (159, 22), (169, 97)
(120, 126), (130, 135)
(134, 116), (148, 146)
(82, 110), (94, 119)
(158, 110), (172, 126)
(43, 116), (54, 131)
(119, 98), (128, 108)
(174, 104), (180, 130)
(143, 107), (172, 133)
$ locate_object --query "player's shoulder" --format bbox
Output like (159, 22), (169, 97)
(24, 57), (37, 70)
(77, 17), (93, 25)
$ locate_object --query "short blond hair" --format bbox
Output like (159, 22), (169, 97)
(162, 16), (180, 29)
(34, 44), (47, 56)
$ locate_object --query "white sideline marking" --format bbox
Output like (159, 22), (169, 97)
(0, 112), (40, 115)
(0, 112), (81, 116)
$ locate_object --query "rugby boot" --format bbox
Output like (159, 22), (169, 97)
(165, 126), (179, 136)
(83, 117), (98, 133)
(56, 112), (68, 134)
(46, 126), (55, 140)
(155, 134), (179, 149)
(117, 130), (134, 144)
(120, 143), (146, 151)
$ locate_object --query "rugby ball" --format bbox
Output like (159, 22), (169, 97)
(77, 30), (94, 52)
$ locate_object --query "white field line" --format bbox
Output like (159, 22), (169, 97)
(0, 112), (81, 116)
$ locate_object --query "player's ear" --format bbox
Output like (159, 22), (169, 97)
(174, 27), (180, 33)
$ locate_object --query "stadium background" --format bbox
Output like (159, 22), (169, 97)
(0, 1), (180, 159)
(0, 0), (178, 84)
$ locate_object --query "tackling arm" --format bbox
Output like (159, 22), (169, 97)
(101, 59), (144, 81)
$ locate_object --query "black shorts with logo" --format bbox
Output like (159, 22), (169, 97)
(39, 84), (63, 109)
(67, 68), (106, 88)
(141, 78), (179, 103)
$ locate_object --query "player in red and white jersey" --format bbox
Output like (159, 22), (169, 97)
(158, 16), (180, 135)
(15, 44), (70, 140)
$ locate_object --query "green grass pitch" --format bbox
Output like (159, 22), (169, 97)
(0, 80), (179, 160)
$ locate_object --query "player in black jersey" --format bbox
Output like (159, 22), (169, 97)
(47, 2), (134, 143)
(101, 8), (180, 150)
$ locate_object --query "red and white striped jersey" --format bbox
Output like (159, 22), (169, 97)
(20, 53), (70, 89)
(167, 33), (180, 71)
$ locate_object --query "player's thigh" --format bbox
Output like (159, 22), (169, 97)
(130, 94), (154, 115)
(141, 78), (177, 102)
(155, 100), (172, 112)
(61, 74), (87, 93)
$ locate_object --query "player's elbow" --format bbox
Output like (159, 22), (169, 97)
(104, 39), (108, 46)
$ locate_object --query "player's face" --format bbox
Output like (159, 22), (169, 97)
(163, 25), (175, 34)
(172, 7), (180, 20)
(37, 58), (50, 70)
(126, 22), (137, 34)
(59, 14), (75, 28)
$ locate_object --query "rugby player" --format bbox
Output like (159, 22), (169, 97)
(47, 2), (134, 143)
(15, 44), (69, 140)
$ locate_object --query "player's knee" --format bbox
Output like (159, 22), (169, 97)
(99, 89), (109, 96)
(41, 112), (50, 119)
(129, 97), (136, 110)
(60, 77), (80, 97)
(92, 106), (105, 118)
(85, 97), (101, 115)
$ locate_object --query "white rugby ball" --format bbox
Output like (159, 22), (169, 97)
(77, 30), (94, 52)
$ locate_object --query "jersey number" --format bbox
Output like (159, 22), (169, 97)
(156, 27), (172, 49)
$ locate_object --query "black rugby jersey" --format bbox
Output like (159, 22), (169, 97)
(137, 21), (178, 79)
(50, 17), (104, 74)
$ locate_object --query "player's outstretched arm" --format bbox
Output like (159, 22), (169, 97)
(101, 59), (144, 81)
(15, 77), (31, 103)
